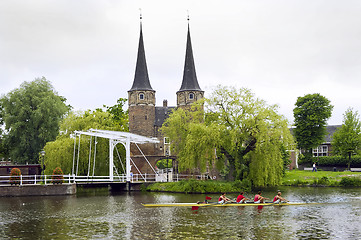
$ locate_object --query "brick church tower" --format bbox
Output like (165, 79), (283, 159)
(128, 18), (156, 138)
(177, 19), (204, 109)
(128, 16), (203, 163)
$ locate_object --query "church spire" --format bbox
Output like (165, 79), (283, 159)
(129, 13), (153, 91)
(178, 16), (202, 92)
(177, 15), (204, 108)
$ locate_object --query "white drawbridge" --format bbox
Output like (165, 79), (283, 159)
(72, 129), (159, 183)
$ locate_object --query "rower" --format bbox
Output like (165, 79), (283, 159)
(254, 191), (269, 203)
(218, 192), (231, 204)
(273, 191), (288, 204)
(236, 192), (250, 204)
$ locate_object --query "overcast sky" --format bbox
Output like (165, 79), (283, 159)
(1, 0), (361, 125)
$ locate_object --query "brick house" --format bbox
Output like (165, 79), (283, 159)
(289, 125), (341, 169)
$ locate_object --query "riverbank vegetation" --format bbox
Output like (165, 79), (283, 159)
(282, 170), (361, 186)
(143, 179), (252, 194)
(144, 170), (361, 193)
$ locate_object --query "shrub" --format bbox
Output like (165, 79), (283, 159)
(9, 168), (21, 185)
(317, 155), (361, 167)
(51, 167), (64, 184)
(340, 177), (361, 186)
(317, 176), (330, 185)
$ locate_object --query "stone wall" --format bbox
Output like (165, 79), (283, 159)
(0, 184), (76, 197)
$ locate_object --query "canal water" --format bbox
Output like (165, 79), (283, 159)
(0, 187), (361, 239)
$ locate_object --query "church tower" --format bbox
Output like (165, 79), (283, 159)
(128, 16), (156, 137)
(177, 18), (204, 109)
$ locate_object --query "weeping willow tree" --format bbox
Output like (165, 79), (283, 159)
(43, 99), (128, 176)
(161, 85), (294, 187)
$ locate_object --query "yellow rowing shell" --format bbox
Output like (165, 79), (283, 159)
(142, 202), (313, 207)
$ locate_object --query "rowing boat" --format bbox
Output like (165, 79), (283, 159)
(142, 202), (312, 207)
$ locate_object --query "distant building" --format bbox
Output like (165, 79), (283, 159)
(312, 125), (341, 157)
(0, 162), (41, 176)
(289, 125), (341, 169)
(127, 17), (204, 174)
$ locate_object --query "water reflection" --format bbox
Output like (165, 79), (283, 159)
(0, 187), (361, 239)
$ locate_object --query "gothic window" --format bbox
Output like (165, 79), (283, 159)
(139, 93), (144, 100)
(189, 93), (194, 100)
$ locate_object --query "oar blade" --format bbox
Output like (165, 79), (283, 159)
(192, 206), (199, 210)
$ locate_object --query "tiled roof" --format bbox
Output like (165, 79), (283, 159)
(154, 106), (175, 127)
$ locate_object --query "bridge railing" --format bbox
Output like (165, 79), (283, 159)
(0, 174), (74, 185)
(0, 173), (211, 185)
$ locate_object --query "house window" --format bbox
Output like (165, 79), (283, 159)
(139, 93), (144, 100)
(313, 145), (328, 157)
(189, 93), (194, 100)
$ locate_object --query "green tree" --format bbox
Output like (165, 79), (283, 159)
(162, 85), (294, 187)
(0, 77), (70, 164)
(104, 98), (129, 131)
(44, 100), (128, 176)
(332, 108), (361, 170)
(293, 93), (333, 161)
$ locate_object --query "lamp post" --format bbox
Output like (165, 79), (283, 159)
(165, 150), (169, 182)
(40, 150), (45, 176)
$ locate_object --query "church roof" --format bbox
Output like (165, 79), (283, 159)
(178, 22), (202, 92)
(129, 22), (153, 91)
(154, 106), (175, 127)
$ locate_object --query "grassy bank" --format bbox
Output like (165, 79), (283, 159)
(282, 170), (361, 186)
(143, 170), (361, 193)
(143, 179), (251, 194)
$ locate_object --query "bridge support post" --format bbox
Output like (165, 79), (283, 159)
(126, 137), (131, 182)
(126, 181), (131, 191)
(109, 140), (114, 181)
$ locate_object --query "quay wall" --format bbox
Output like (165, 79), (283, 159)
(0, 184), (76, 197)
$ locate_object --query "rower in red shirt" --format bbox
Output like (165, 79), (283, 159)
(218, 192), (231, 204)
(254, 191), (269, 203)
(273, 191), (288, 203)
(236, 192), (250, 203)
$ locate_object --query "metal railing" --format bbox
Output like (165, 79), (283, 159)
(0, 173), (210, 185)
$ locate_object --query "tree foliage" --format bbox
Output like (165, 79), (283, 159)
(0, 77), (70, 163)
(293, 93), (333, 155)
(103, 98), (129, 131)
(43, 100), (128, 176)
(332, 108), (361, 169)
(161, 85), (294, 187)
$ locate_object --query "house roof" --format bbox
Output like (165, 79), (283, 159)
(290, 125), (342, 144)
(324, 125), (342, 143)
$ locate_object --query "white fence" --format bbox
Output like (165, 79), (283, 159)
(0, 173), (210, 185)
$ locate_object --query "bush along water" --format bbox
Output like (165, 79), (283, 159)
(51, 167), (64, 184)
(10, 168), (21, 185)
(143, 179), (252, 194)
(340, 177), (361, 187)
